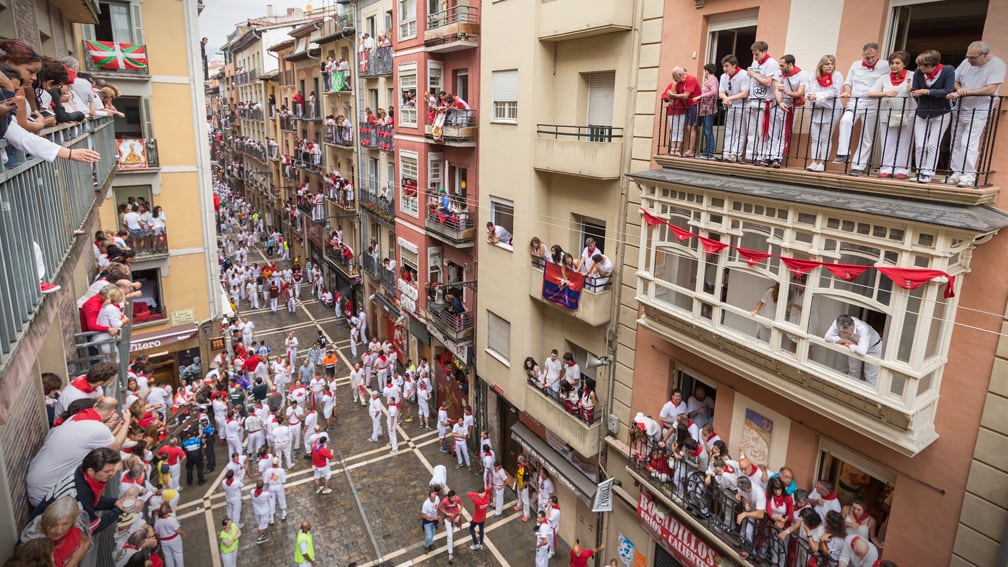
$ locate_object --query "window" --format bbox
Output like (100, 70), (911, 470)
(705, 9), (758, 70)
(398, 64), (418, 126)
(398, 0), (417, 40)
(427, 60), (443, 97)
(400, 246), (418, 280)
(400, 151), (419, 217)
(575, 215), (607, 255)
(427, 151), (443, 197)
(566, 342), (600, 385)
(367, 157), (380, 195)
(490, 197), (514, 247)
(94, 1), (140, 44)
(492, 70), (518, 123)
(384, 10), (394, 34)
(131, 268), (165, 322)
(586, 71), (615, 127)
(486, 311), (511, 364)
(454, 69), (469, 105)
(367, 16), (376, 39)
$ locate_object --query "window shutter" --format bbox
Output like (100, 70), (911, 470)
(427, 151), (442, 191)
(492, 70), (517, 102)
(487, 312), (510, 359)
(587, 71), (615, 127)
(82, 23), (96, 43)
(141, 97), (154, 139)
(130, 0), (144, 45)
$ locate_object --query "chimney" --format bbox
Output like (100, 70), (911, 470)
(266, 4), (274, 17)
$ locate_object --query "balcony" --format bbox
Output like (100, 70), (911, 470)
(295, 100), (322, 122)
(0, 117), (117, 368)
(361, 253), (382, 282)
(525, 376), (601, 426)
(359, 46), (394, 77)
(534, 124), (623, 179)
(654, 95), (1006, 205)
(115, 137), (160, 171)
(424, 108), (477, 147)
(324, 240), (359, 277)
(425, 198), (476, 247)
(359, 123), (395, 152)
(234, 139), (268, 164)
(359, 187), (395, 223)
(424, 5), (479, 52)
(233, 70), (259, 85)
(51, 0), (99, 24)
(238, 106), (264, 120)
(529, 259), (612, 327)
(324, 124), (355, 148)
(427, 301), (473, 342)
(279, 114), (297, 132)
(523, 382), (602, 458)
(537, 0), (632, 42)
(82, 39), (150, 78)
(626, 428), (838, 566)
(379, 264), (397, 296)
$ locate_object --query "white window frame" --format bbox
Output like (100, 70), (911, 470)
(489, 196), (515, 251)
(397, 0), (417, 40)
(486, 310), (511, 366)
(399, 150), (419, 218)
(398, 63), (418, 127)
(492, 70), (518, 124)
(427, 60), (443, 95)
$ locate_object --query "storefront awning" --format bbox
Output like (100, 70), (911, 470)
(511, 423), (596, 504)
(130, 324), (199, 353)
(373, 293), (400, 319)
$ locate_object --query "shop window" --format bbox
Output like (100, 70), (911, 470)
(131, 268), (166, 323)
(486, 311), (510, 364)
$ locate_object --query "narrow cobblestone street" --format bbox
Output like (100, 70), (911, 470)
(173, 245), (571, 566)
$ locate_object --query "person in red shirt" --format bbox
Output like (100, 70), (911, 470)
(661, 67), (702, 157)
(466, 487), (491, 551)
(156, 439), (186, 492)
(311, 438), (334, 494)
(569, 540), (606, 567)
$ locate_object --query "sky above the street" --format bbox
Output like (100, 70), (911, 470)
(199, 0), (322, 53)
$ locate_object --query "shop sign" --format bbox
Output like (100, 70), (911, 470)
(398, 279), (419, 314)
(426, 323), (469, 364)
(637, 491), (720, 567)
(170, 309), (195, 326)
(210, 337), (226, 352)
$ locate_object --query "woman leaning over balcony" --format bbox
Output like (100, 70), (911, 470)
(868, 51), (915, 180)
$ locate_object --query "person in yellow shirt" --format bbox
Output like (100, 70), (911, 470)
(218, 517), (240, 567)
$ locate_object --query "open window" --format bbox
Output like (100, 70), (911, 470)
(886, 0), (989, 67)
(131, 268), (166, 323)
(706, 9), (758, 70)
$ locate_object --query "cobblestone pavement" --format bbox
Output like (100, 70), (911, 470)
(175, 246), (572, 566)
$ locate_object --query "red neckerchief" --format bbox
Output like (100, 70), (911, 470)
(226, 478), (234, 486)
(890, 70), (907, 86)
(70, 375), (97, 394)
(71, 408), (104, 422)
(757, 54), (770, 65)
(746, 463), (758, 477)
(121, 475), (140, 484)
(567, 361), (576, 367)
(254, 488), (263, 497)
(925, 64), (944, 82)
(852, 509), (871, 524)
(782, 66), (802, 78)
(862, 60), (877, 71)
(772, 494), (786, 508)
(729, 68), (742, 79)
(723, 465), (734, 474)
(691, 444), (703, 458)
(83, 472), (106, 506)
(823, 492), (837, 500)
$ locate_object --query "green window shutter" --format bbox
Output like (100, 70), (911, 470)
(141, 97), (154, 138)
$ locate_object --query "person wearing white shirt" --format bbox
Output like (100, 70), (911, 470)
(735, 476), (766, 545)
(658, 389), (688, 432)
(368, 391), (383, 442)
(220, 470), (244, 526)
(804, 55), (845, 171)
(685, 385), (715, 428)
(824, 314), (883, 385)
(743, 41), (783, 166)
(777, 54), (809, 158)
(868, 51), (916, 179)
(542, 350), (563, 397)
(154, 504), (184, 567)
(947, 41), (1006, 187)
(250, 480), (275, 544)
(263, 459), (288, 521)
(834, 42), (888, 175)
(719, 55), (750, 162)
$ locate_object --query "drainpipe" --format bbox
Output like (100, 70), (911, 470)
(598, 0), (646, 554)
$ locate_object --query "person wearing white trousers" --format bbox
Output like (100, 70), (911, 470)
(803, 55), (843, 171)
(869, 51), (916, 178)
(224, 415), (244, 463)
(718, 56), (750, 162)
(264, 459), (288, 521)
(742, 42), (782, 165)
(368, 391), (383, 442)
(387, 401), (399, 452)
(911, 50), (956, 183)
(492, 463), (507, 516)
(834, 44), (888, 174)
(221, 471), (244, 526)
(154, 506), (185, 567)
(272, 421), (294, 469)
(947, 43), (1005, 187)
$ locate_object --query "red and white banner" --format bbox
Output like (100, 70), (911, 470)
(637, 491), (720, 567)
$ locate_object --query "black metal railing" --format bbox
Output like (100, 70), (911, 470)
(324, 242), (358, 274)
(427, 300), (473, 333)
(361, 253), (381, 280)
(530, 258), (612, 293)
(627, 429), (838, 566)
(359, 187), (395, 222)
(537, 123), (624, 143)
(425, 197), (475, 237)
(0, 118), (117, 369)
(234, 139), (268, 163)
(324, 124), (354, 147)
(359, 46), (394, 77)
(233, 70), (259, 85)
(358, 122), (379, 149)
(656, 95), (1006, 188)
(238, 106), (265, 120)
(425, 108), (478, 143)
(526, 376), (602, 425)
(379, 264), (396, 295)
(279, 114), (297, 131)
(427, 4), (479, 30)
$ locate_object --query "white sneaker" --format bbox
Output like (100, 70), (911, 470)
(947, 174), (961, 185)
(957, 177), (975, 188)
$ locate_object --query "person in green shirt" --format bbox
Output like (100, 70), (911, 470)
(218, 517), (241, 567)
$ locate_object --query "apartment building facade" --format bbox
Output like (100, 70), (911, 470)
(386, 0), (482, 418)
(605, 1), (1008, 566)
(0, 0), (213, 559)
(476, 0), (641, 550)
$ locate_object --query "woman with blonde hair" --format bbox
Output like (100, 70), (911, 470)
(19, 495), (90, 567)
(804, 54), (843, 171)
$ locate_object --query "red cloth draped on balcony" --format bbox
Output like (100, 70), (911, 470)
(821, 263), (872, 282)
(542, 262), (584, 310)
(735, 247), (771, 267)
(876, 267), (956, 298)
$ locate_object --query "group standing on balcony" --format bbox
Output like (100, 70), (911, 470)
(662, 39), (1004, 187)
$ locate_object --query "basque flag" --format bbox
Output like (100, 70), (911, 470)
(542, 262), (584, 310)
(86, 40), (148, 70)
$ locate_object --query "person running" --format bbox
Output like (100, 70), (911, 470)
(438, 489), (463, 564)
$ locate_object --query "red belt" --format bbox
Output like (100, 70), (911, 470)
(160, 533), (179, 541)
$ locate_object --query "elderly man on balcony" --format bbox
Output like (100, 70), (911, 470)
(824, 314), (882, 386)
(946, 41), (1005, 188)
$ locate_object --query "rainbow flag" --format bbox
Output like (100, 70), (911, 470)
(86, 40), (148, 70)
(542, 262), (584, 310)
